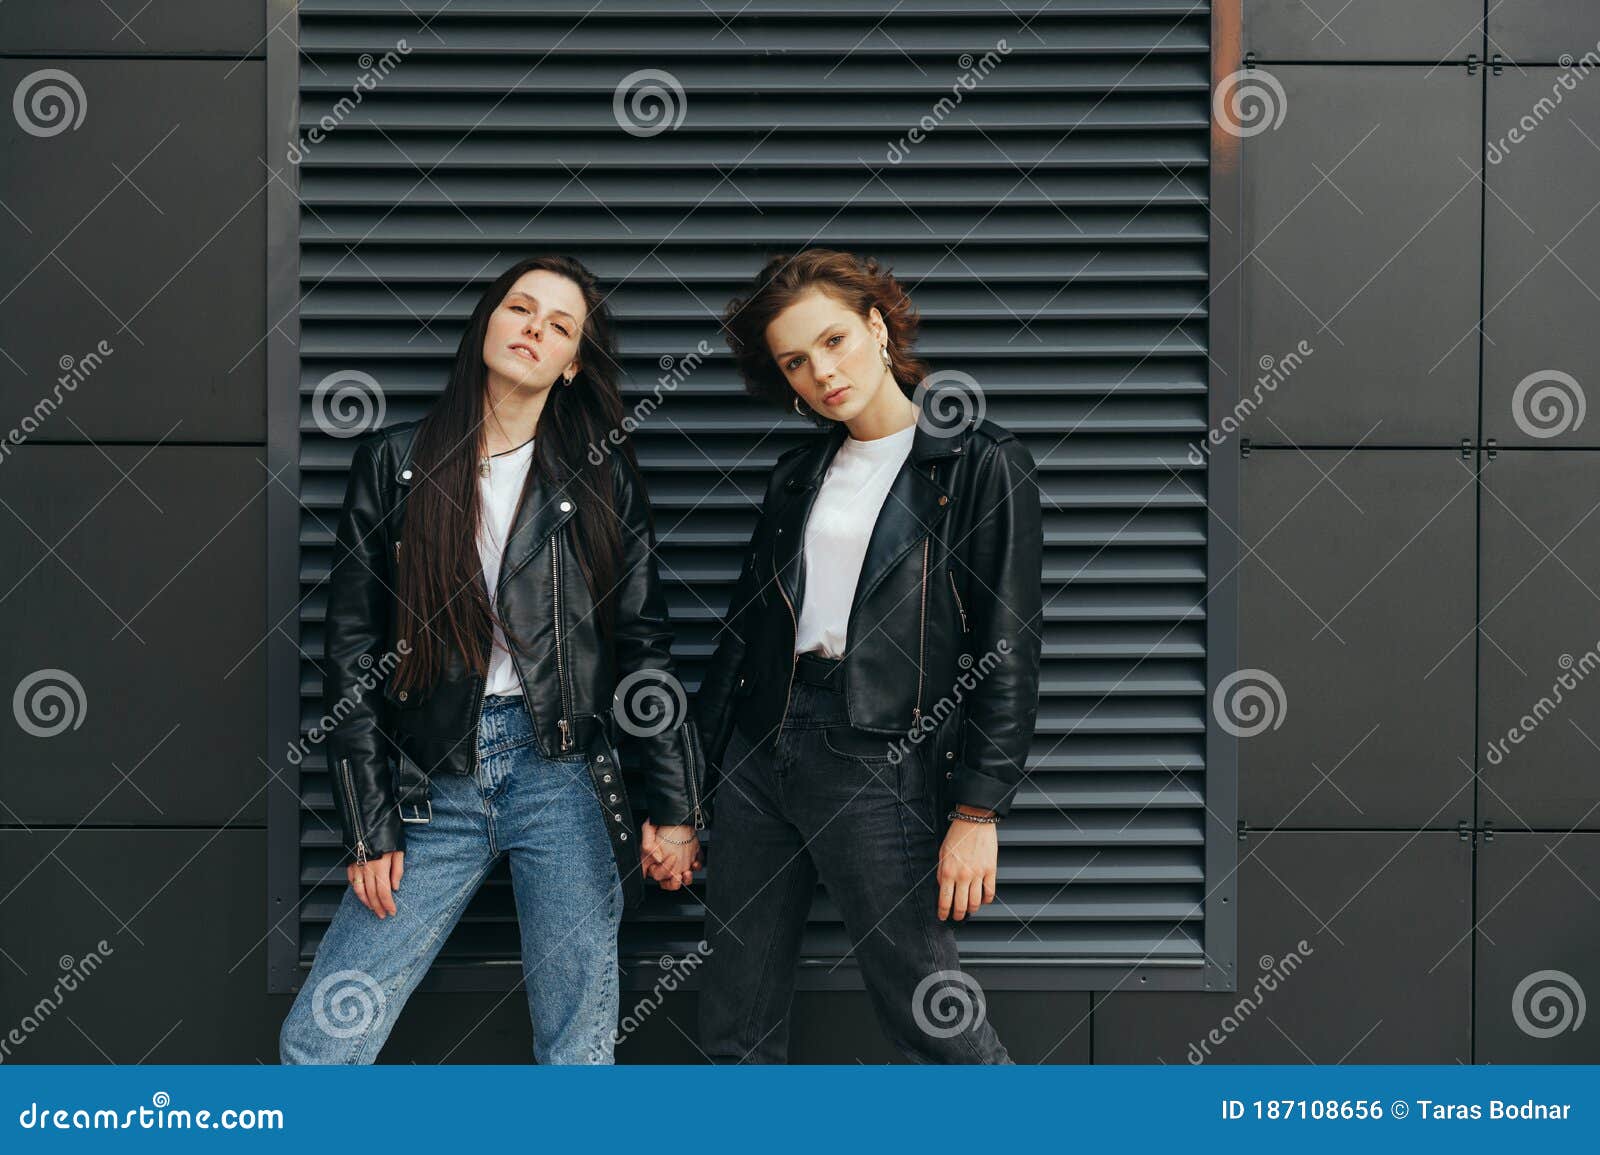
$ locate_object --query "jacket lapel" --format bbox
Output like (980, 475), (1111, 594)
(847, 416), (960, 615)
(390, 421), (577, 601)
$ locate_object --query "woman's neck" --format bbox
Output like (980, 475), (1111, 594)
(481, 373), (550, 455)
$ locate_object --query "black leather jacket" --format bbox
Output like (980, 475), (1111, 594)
(321, 419), (705, 906)
(694, 398), (1044, 820)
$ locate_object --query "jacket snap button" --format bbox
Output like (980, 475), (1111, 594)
(620, 831), (629, 841)
(559, 500), (572, 512)
(945, 770), (954, 779)
(397, 690), (408, 701)
(400, 468), (412, 480)
(608, 793), (618, 803)
(602, 774), (612, 783)
(945, 751), (955, 761)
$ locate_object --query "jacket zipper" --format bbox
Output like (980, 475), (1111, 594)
(948, 568), (969, 633)
(684, 720), (706, 831)
(912, 463), (939, 726)
(339, 756), (369, 866)
(552, 533), (574, 750)
(773, 555), (799, 749)
(913, 535), (930, 727)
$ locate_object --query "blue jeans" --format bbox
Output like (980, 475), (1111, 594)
(280, 693), (623, 1064)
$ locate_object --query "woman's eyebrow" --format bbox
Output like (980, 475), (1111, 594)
(504, 291), (578, 324)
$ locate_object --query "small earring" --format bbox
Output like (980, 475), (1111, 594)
(794, 396), (807, 416)
(879, 343), (892, 367)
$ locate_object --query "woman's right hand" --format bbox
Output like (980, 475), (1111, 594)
(347, 850), (405, 918)
(639, 820), (700, 890)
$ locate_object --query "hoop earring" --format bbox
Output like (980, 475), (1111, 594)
(879, 343), (892, 367)
(794, 396), (807, 416)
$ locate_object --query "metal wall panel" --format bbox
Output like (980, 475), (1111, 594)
(0, 1), (265, 54)
(1242, 0), (1483, 62)
(1474, 833), (1600, 1062)
(1239, 451), (1476, 828)
(0, 60), (267, 442)
(1489, 2), (1600, 63)
(1094, 832), (1472, 1063)
(0, 447), (267, 826)
(0, 831), (280, 1063)
(277, 0), (1230, 994)
(1484, 69), (1600, 447)
(1478, 452), (1600, 830)
(1238, 66), (1481, 445)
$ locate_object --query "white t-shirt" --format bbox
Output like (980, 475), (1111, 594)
(477, 438), (535, 696)
(793, 422), (917, 657)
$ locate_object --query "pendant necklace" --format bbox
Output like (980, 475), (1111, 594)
(479, 435), (534, 477)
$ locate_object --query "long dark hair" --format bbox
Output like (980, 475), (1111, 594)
(388, 255), (636, 696)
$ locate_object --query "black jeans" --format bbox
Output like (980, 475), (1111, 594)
(697, 652), (1010, 1063)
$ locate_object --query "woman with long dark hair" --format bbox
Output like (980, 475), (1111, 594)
(681, 248), (1043, 1063)
(280, 256), (704, 1064)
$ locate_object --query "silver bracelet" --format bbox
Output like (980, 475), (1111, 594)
(947, 809), (1000, 825)
(656, 828), (696, 845)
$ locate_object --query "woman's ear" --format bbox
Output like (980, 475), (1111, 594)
(866, 306), (887, 344)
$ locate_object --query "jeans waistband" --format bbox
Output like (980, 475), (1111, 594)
(794, 650), (843, 689)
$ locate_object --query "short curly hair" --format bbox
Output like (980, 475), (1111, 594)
(721, 249), (930, 426)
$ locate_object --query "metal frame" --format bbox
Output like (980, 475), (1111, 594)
(264, 0), (1243, 996)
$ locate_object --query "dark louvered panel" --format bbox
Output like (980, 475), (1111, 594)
(295, 0), (1217, 988)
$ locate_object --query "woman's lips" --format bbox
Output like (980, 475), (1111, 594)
(509, 344), (540, 362)
(822, 385), (850, 405)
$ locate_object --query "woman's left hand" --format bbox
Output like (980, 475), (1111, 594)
(937, 807), (998, 920)
(640, 819), (700, 890)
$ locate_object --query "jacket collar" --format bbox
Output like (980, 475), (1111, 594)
(771, 389), (972, 620)
(390, 421), (578, 599)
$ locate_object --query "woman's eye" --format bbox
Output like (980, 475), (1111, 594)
(827, 334), (843, 347)
(554, 325), (571, 337)
(786, 357), (804, 371)
(510, 305), (527, 313)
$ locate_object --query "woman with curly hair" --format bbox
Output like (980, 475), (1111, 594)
(673, 248), (1043, 1062)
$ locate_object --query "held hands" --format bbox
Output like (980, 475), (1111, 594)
(347, 850), (405, 919)
(937, 806), (999, 920)
(639, 820), (701, 890)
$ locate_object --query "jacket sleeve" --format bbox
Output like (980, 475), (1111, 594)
(323, 434), (406, 862)
(609, 454), (705, 829)
(953, 434), (1044, 817)
(692, 468), (779, 773)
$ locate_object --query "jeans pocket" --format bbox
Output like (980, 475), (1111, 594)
(821, 725), (925, 801)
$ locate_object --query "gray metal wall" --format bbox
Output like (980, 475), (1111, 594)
(0, 0), (1595, 1066)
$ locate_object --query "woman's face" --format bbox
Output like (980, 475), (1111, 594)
(481, 268), (587, 391)
(764, 287), (892, 421)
